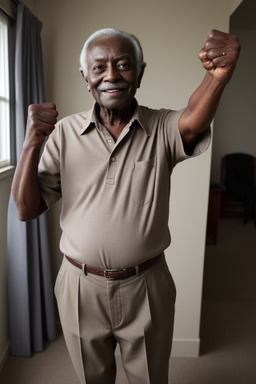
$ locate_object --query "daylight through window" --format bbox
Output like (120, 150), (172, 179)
(0, 13), (10, 168)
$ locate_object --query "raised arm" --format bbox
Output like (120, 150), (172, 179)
(179, 29), (241, 148)
(12, 103), (58, 221)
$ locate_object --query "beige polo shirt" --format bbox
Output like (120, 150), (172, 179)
(38, 100), (211, 269)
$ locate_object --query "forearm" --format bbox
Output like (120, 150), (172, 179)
(179, 72), (225, 144)
(179, 30), (240, 147)
(12, 143), (47, 221)
(12, 103), (58, 220)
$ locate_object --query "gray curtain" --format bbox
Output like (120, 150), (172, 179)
(7, 3), (56, 357)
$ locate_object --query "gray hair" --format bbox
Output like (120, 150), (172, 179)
(79, 28), (146, 77)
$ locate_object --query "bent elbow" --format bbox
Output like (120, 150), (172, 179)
(17, 211), (37, 221)
(12, 189), (47, 221)
(14, 199), (47, 221)
(16, 206), (39, 221)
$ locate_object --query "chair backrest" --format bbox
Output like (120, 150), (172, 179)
(221, 153), (256, 187)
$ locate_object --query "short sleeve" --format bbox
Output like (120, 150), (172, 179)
(161, 108), (211, 166)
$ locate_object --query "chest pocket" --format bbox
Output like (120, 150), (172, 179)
(132, 157), (157, 206)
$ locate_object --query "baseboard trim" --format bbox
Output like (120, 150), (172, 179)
(0, 340), (10, 374)
(171, 338), (200, 357)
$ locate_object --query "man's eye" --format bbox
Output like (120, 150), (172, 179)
(93, 65), (104, 73)
(118, 62), (129, 70)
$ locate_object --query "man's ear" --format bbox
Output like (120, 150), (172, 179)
(137, 63), (146, 88)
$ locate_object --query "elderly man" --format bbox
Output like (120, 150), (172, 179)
(12, 28), (240, 383)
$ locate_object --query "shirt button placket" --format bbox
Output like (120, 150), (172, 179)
(106, 136), (114, 151)
(106, 155), (118, 185)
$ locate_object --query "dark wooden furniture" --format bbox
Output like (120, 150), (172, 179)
(206, 183), (224, 245)
(220, 155), (256, 218)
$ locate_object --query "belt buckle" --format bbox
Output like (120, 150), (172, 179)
(104, 268), (127, 279)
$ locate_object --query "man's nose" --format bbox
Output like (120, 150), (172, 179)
(104, 65), (120, 82)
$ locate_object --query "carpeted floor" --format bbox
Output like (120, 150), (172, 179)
(0, 218), (255, 383)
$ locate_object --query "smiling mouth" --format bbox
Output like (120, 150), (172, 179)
(103, 89), (125, 93)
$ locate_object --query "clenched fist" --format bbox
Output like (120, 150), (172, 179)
(25, 102), (58, 147)
(199, 29), (241, 84)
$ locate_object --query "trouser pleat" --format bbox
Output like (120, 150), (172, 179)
(55, 259), (86, 383)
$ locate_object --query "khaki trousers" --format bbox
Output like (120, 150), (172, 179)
(54, 255), (176, 384)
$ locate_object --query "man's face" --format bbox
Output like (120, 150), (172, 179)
(85, 36), (141, 111)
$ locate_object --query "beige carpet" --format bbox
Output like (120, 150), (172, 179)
(1, 218), (255, 383)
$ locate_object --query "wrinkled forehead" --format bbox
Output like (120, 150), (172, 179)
(87, 36), (136, 63)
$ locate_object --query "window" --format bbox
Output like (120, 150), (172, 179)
(0, 12), (11, 168)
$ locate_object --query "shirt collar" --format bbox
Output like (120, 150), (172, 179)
(79, 104), (98, 135)
(79, 99), (151, 136)
(130, 100), (151, 136)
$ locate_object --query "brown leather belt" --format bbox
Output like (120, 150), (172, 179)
(65, 254), (162, 280)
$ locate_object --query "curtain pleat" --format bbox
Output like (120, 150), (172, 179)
(7, 3), (56, 357)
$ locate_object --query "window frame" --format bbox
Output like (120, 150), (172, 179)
(0, 9), (15, 171)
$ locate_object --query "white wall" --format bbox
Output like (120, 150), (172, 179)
(0, 0), (242, 368)
(211, 27), (256, 183)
